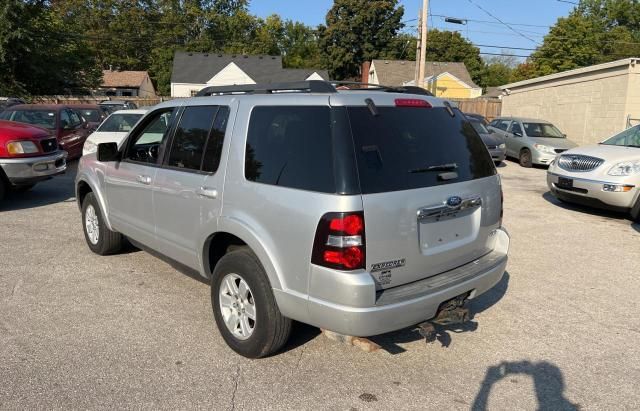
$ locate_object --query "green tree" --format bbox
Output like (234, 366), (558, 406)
(520, 0), (640, 79)
(281, 21), (324, 68)
(423, 29), (484, 86)
(319, 0), (404, 80)
(482, 54), (518, 87)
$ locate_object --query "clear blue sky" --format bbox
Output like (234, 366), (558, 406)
(248, 0), (576, 60)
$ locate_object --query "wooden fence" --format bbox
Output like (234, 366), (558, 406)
(31, 95), (171, 107)
(449, 98), (502, 121)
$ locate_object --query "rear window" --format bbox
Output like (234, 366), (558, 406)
(245, 106), (334, 193)
(78, 109), (101, 122)
(347, 106), (495, 194)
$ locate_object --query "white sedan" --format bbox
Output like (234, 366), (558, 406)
(82, 109), (148, 156)
(547, 124), (640, 221)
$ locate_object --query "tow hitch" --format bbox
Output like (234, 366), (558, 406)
(417, 294), (471, 343)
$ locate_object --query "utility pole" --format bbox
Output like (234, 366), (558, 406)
(414, 10), (421, 84)
(417, 0), (429, 89)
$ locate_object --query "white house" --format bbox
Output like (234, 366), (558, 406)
(170, 52), (329, 97)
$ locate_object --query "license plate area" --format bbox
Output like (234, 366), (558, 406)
(557, 177), (573, 189)
(418, 210), (475, 254)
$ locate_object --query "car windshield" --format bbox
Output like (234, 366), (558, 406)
(523, 122), (564, 138)
(468, 119), (489, 134)
(78, 109), (101, 122)
(601, 125), (640, 147)
(0, 109), (57, 130)
(97, 113), (143, 132)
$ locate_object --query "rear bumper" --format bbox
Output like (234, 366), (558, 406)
(547, 172), (638, 210)
(0, 151), (67, 185)
(298, 228), (510, 337)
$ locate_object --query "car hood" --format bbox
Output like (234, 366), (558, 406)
(479, 133), (504, 146)
(529, 137), (578, 149)
(561, 144), (640, 163)
(86, 131), (128, 146)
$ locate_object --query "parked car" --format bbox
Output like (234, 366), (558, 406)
(464, 112), (488, 125)
(488, 117), (578, 167)
(76, 81), (509, 358)
(547, 124), (640, 221)
(0, 104), (92, 160)
(73, 104), (110, 130)
(0, 97), (26, 112)
(99, 100), (138, 112)
(82, 109), (148, 156)
(466, 115), (506, 164)
(0, 120), (67, 200)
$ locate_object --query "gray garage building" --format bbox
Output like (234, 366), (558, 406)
(500, 58), (640, 145)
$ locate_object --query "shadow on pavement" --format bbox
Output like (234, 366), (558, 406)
(0, 160), (78, 212)
(542, 191), (633, 222)
(370, 272), (510, 354)
(632, 223), (640, 233)
(472, 360), (579, 411)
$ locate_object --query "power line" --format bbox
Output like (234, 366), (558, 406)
(431, 14), (552, 29)
(464, 0), (539, 44)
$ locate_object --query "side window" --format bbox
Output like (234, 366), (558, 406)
(202, 106), (230, 173)
(167, 106), (218, 171)
(125, 108), (177, 164)
(60, 110), (71, 129)
(510, 122), (523, 135)
(497, 120), (511, 131)
(245, 106), (334, 193)
(489, 119), (499, 128)
(68, 110), (82, 127)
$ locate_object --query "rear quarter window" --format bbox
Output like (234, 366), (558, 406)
(347, 106), (495, 194)
(245, 106), (335, 193)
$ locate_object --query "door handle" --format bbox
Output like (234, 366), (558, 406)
(136, 175), (152, 185)
(197, 186), (218, 199)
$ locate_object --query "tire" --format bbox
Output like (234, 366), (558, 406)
(211, 248), (291, 358)
(631, 197), (640, 223)
(12, 184), (35, 193)
(519, 148), (533, 168)
(81, 192), (123, 255)
(0, 179), (5, 201)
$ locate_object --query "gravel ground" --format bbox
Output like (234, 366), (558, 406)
(1, 160), (639, 410)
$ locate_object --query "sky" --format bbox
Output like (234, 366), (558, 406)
(248, 0), (577, 61)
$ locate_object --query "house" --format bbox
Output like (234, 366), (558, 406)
(99, 70), (156, 98)
(170, 52), (329, 97)
(365, 60), (482, 99)
(500, 58), (640, 145)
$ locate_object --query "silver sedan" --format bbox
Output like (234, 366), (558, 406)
(547, 124), (640, 221)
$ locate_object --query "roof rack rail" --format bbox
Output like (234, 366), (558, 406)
(330, 81), (434, 96)
(196, 80), (336, 96)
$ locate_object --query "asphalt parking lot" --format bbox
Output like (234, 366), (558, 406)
(1, 160), (639, 410)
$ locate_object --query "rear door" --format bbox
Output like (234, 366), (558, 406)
(345, 101), (501, 289)
(153, 105), (231, 269)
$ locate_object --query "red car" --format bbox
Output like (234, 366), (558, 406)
(0, 104), (92, 159)
(0, 120), (67, 200)
(72, 104), (110, 130)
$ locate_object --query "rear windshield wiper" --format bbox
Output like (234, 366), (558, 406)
(409, 163), (458, 173)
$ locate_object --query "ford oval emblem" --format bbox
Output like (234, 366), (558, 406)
(447, 196), (462, 207)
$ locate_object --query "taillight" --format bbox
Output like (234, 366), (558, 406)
(394, 98), (432, 108)
(312, 212), (365, 270)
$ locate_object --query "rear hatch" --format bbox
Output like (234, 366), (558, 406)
(339, 95), (501, 290)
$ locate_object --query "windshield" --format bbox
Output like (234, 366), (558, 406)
(97, 113), (143, 132)
(523, 122), (564, 138)
(468, 119), (490, 134)
(601, 125), (640, 147)
(0, 109), (57, 130)
(78, 109), (101, 122)
(347, 106), (495, 194)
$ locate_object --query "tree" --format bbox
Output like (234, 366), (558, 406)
(422, 29), (484, 87)
(281, 21), (323, 69)
(482, 54), (518, 87)
(520, 0), (640, 79)
(319, 0), (404, 80)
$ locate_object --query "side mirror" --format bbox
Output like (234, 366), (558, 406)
(514, 132), (523, 137)
(97, 142), (120, 162)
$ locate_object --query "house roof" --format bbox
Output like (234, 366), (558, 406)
(500, 57), (640, 90)
(171, 52), (328, 84)
(101, 70), (149, 88)
(371, 60), (479, 88)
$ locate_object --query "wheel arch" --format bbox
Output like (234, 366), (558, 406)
(75, 176), (114, 230)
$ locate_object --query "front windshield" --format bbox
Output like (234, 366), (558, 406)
(78, 109), (101, 122)
(469, 119), (489, 134)
(523, 122), (564, 138)
(0, 109), (57, 130)
(601, 125), (640, 147)
(97, 113), (143, 132)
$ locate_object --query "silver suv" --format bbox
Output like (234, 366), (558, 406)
(75, 81), (510, 358)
